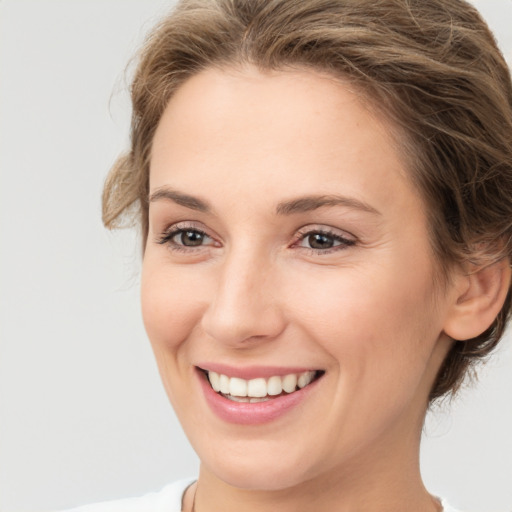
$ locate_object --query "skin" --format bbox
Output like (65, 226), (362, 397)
(141, 66), (466, 512)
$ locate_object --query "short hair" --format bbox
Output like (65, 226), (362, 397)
(103, 0), (512, 401)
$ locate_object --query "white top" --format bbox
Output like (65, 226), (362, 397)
(62, 478), (463, 512)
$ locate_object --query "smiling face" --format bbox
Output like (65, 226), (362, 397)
(141, 66), (458, 494)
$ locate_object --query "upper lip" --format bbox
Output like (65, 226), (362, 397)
(196, 363), (323, 380)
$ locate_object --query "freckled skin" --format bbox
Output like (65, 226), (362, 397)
(141, 67), (458, 512)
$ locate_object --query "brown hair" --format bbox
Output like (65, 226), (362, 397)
(103, 0), (512, 401)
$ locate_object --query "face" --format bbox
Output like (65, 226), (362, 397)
(142, 66), (457, 491)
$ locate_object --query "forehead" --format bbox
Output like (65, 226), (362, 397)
(152, 66), (393, 158)
(150, 65), (419, 218)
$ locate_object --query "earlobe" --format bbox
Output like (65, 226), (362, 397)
(443, 258), (511, 341)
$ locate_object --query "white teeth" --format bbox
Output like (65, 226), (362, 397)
(282, 373), (297, 393)
(223, 395), (272, 403)
(209, 371), (221, 392)
(250, 397), (271, 403)
(247, 378), (267, 397)
(267, 376), (282, 396)
(219, 374), (230, 394)
(227, 395), (250, 402)
(229, 377), (247, 397)
(207, 370), (319, 398)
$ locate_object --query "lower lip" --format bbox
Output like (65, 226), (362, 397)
(197, 370), (321, 425)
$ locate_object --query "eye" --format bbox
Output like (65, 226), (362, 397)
(295, 227), (355, 253)
(173, 229), (210, 247)
(157, 224), (217, 251)
(302, 232), (339, 250)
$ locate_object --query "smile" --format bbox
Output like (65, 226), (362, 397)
(197, 366), (325, 424)
(206, 370), (322, 403)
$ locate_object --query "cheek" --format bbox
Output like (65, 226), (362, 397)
(287, 257), (439, 374)
(140, 258), (206, 351)
(286, 262), (440, 442)
(140, 258), (212, 414)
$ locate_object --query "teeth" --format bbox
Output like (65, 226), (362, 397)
(250, 397), (270, 403)
(282, 373), (297, 393)
(207, 370), (318, 398)
(247, 378), (267, 397)
(267, 376), (282, 396)
(219, 374), (230, 394)
(229, 377), (247, 397)
(226, 395), (251, 402)
(224, 395), (272, 403)
(209, 371), (221, 392)
(298, 371), (316, 389)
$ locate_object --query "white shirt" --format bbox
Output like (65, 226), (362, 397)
(62, 478), (463, 512)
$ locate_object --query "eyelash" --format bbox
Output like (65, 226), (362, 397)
(156, 223), (356, 255)
(157, 223), (215, 253)
(293, 228), (356, 255)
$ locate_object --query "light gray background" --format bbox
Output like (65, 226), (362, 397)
(1, 1), (511, 511)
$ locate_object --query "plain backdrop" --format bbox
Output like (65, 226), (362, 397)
(1, 1), (512, 511)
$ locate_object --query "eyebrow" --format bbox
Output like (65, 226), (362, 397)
(149, 187), (380, 216)
(149, 187), (211, 213)
(276, 195), (381, 216)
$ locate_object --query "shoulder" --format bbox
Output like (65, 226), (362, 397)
(60, 478), (195, 512)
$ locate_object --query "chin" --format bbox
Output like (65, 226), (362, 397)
(197, 440), (318, 492)
(211, 463), (310, 491)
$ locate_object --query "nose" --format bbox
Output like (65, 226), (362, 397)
(200, 247), (287, 347)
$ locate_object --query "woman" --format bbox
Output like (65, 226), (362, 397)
(70, 0), (512, 510)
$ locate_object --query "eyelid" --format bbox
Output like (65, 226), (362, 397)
(295, 224), (356, 241)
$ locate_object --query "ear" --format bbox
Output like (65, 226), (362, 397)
(443, 258), (511, 341)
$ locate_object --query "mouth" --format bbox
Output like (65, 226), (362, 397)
(200, 368), (325, 403)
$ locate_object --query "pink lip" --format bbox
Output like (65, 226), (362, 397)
(196, 368), (322, 425)
(196, 363), (318, 380)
